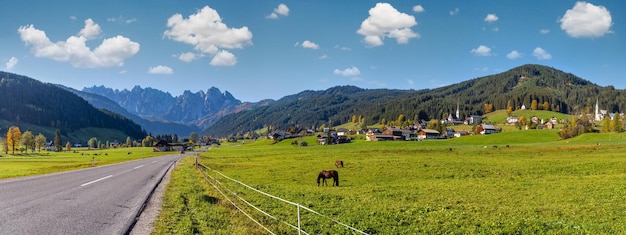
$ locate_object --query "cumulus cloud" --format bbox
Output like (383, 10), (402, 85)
(449, 8), (459, 16)
(334, 66), (360, 77)
(18, 19), (140, 68)
(297, 40), (319, 49)
(178, 52), (198, 62)
(560, 2), (612, 38)
(506, 50), (522, 60)
(5, 56), (18, 70)
(470, 45), (492, 56)
(148, 65), (173, 74)
(540, 29), (550, 34)
(357, 3), (419, 47)
(412, 5), (424, 13)
(533, 47), (552, 60)
(267, 4), (289, 19)
(164, 6), (252, 67)
(210, 50), (236, 66)
(484, 14), (498, 23)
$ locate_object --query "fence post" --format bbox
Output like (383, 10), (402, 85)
(297, 204), (302, 235)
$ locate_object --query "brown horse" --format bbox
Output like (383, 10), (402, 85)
(335, 160), (344, 168)
(317, 170), (339, 186)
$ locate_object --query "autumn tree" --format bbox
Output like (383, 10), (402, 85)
(530, 100), (538, 110)
(88, 137), (98, 149)
(126, 136), (132, 147)
(610, 116), (623, 133)
(20, 131), (35, 153)
(397, 114), (405, 125)
(66, 141), (71, 152)
(542, 101), (550, 111)
(6, 126), (21, 154)
(35, 133), (46, 152)
(189, 132), (199, 144)
(483, 103), (493, 113)
(142, 136), (154, 147)
(601, 116), (611, 133)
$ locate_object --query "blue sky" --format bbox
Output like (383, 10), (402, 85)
(1, 1), (623, 102)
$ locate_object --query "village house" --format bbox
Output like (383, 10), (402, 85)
(417, 129), (440, 140)
(365, 128), (393, 141)
(506, 116), (519, 124)
(454, 130), (471, 137)
(480, 124), (498, 134)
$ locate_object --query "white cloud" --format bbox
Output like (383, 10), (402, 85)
(407, 79), (414, 86)
(107, 16), (137, 24)
(470, 45), (492, 56)
(449, 8), (459, 16)
(533, 47), (552, 60)
(164, 6), (252, 66)
(560, 2), (612, 38)
(333, 66), (360, 77)
(412, 5), (424, 13)
(5, 56), (18, 70)
(148, 65), (173, 74)
(540, 29), (550, 34)
(298, 40), (319, 50)
(210, 50), (236, 66)
(335, 45), (351, 51)
(79, 19), (101, 40)
(506, 50), (522, 60)
(357, 3), (419, 47)
(484, 14), (498, 23)
(178, 52), (197, 62)
(318, 55), (328, 59)
(18, 19), (140, 68)
(267, 4), (289, 19)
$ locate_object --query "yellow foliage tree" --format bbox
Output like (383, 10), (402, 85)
(6, 126), (21, 155)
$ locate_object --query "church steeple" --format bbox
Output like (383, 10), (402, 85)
(595, 97), (601, 121)
(456, 100), (460, 120)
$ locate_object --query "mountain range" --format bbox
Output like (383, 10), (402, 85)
(3, 64), (625, 142)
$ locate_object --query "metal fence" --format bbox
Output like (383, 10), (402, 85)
(195, 156), (368, 234)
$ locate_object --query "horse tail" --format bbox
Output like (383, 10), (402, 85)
(334, 171), (339, 186)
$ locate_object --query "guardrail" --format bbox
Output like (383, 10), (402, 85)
(194, 156), (368, 234)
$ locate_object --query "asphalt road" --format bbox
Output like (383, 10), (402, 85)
(0, 153), (183, 235)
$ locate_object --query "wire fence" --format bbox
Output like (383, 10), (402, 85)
(194, 156), (369, 235)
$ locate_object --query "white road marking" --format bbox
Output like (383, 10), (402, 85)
(151, 161), (158, 163)
(81, 175), (113, 187)
(134, 165), (144, 169)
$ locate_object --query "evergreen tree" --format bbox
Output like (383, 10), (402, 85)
(54, 129), (62, 152)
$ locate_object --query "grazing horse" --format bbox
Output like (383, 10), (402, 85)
(335, 160), (344, 168)
(317, 170), (339, 186)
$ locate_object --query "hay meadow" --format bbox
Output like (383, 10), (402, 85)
(153, 129), (626, 234)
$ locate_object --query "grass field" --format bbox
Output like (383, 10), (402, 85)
(0, 147), (169, 179)
(154, 130), (626, 234)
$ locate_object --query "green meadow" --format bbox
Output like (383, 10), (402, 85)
(155, 129), (626, 234)
(0, 147), (168, 179)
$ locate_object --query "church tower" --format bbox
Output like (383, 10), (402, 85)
(456, 101), (460, 120)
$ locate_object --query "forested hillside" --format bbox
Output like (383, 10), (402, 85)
(0, 72), (146, 142)
(204, 64), (626, 137)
